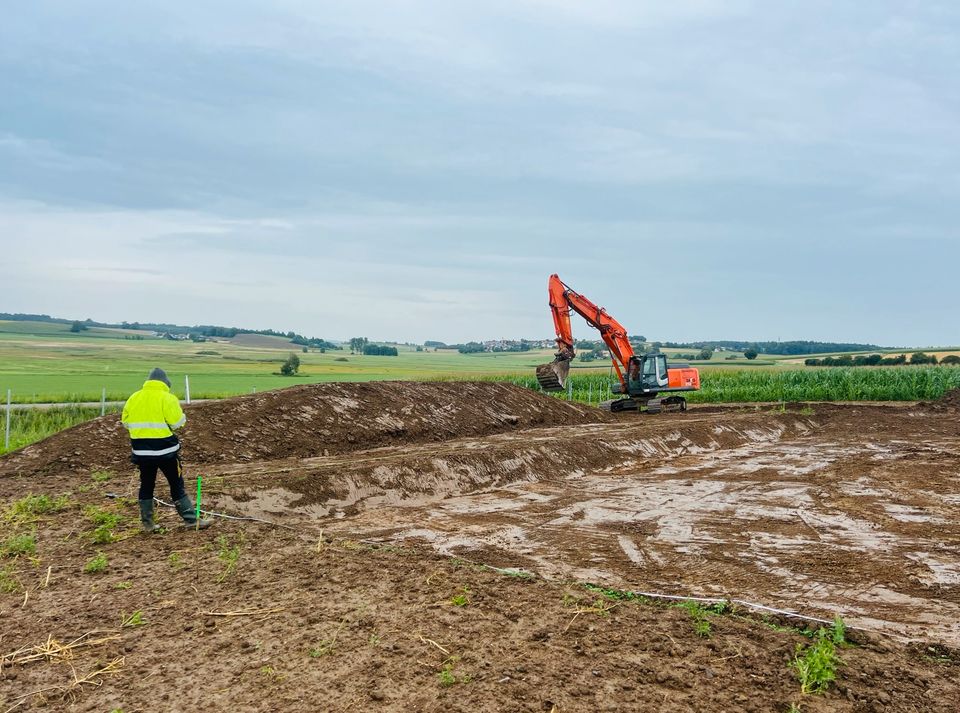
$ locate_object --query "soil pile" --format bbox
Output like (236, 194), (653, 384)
(920, 387), (960, 412)
(0, 382), (607, 477)
(938, 388), (960, 408)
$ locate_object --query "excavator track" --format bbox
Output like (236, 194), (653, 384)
(536, 361), (569, 392)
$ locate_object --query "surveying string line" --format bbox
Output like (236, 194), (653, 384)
(619, 590), (847, 628)
(104, 492), (299, 530)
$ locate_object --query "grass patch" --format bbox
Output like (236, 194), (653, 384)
(8, 493), (71, 520)
(114, 581), (132, 590)
(450, 586), (470, 607)
(91, 470), (114, 483)
(83, 551), (108, 573)
(583, 583), (652, 605)
(168, 551), (184, 570)
(437, 657), (470, 687)
(121, 610), (146, 627)
(676, 601), (713, 638)
(0, 565), (22, 593)
(1, 532), (37, 558)
(216, 534), (242, 582)
(438, 662), (456, 686)
(85, 506), (123, 544)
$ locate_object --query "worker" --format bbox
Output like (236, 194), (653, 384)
(121, 368), (211, 532)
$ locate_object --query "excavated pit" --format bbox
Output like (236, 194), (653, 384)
(3, 383), (959, 650)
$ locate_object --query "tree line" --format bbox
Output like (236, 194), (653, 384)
(805, 352), (959, 367)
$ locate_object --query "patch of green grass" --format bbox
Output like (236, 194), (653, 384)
(496, 567), (535, 580)
(676, 601), (712, 638)
(450, 586), (470, 607)
(83, 551), (108, 573)
(259, 665), (285, 682)
(121, 610), (145, 627)
(85, 506), (123, 544)
(7, 493), (71, 521)
(583, 583), (652, 604)
(91, 470), (114, 483)
(216, 534), (242, 582)
(1, 532), (36, 558)
(168, 551), (184, 570)
(0, 565), (22, 593)
(792, 631), (841, 694)
(114, 581), (132, 590)
(436, 656), (469, 687)
(438, 663), (456, 686)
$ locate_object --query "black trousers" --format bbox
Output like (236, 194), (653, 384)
(137, 455), (187, 502)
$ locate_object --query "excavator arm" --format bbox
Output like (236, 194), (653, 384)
(537, 274), (635, 391)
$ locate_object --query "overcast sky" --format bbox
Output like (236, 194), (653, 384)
(1, 1), (957, 346)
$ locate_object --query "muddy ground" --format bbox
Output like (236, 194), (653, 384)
(0, 383), (958, 711)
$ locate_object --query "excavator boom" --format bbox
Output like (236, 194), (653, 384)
(537, 274), (635, 392)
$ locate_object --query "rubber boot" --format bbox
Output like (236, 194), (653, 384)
(174, 495), (212, 530)
(139, 499), (159, 533)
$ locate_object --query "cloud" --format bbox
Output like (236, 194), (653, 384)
(1, 2), (958, 345)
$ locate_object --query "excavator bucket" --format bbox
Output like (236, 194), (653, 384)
(536, 358), (570, 392)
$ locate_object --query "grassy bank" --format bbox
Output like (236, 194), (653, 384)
(0, 406), (119, 456)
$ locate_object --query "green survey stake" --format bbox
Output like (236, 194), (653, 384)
(195, 475), (202, 530)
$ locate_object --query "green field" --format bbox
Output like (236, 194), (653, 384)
(1, 321), (958, 407)
(0, 321), (581, 402)
(2, 321), (959, 455)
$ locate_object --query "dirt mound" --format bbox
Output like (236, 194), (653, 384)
(0, 381), (608, 477)
(919, 387), (960, 411)
(938, 388), (960, 408)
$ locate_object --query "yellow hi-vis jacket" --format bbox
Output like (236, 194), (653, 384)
(121, 380), (186, 459)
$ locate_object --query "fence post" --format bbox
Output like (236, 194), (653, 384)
(4, 389), (10, 451)
(567, 379), (573, 401)
(101, 387), (106, 417)
(185, 375), (191, 405)
(588, 383), (592, 404)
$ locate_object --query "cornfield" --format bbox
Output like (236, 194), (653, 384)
(481, 366), (960, 406)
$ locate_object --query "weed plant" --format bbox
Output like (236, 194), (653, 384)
(216, 534), (242, 582)
(84, 551), (108, 573)
(0, 565), (21, 593)
(121, 610), (145, 627)
(1, 533), (36, 558)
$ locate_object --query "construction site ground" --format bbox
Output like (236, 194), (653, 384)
(0, 382), (958, 712)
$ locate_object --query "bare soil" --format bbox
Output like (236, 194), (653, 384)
(1, 383), (958, 712)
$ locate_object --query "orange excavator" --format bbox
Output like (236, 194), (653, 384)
(536, 274), (701, 413)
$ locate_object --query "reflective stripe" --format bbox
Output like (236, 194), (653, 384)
(123, 422), (171, 430)
(169, 416), (186, 430)
(131, 444), (181, 457)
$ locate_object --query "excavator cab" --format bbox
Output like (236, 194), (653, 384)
(626, 354), (669, 395)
